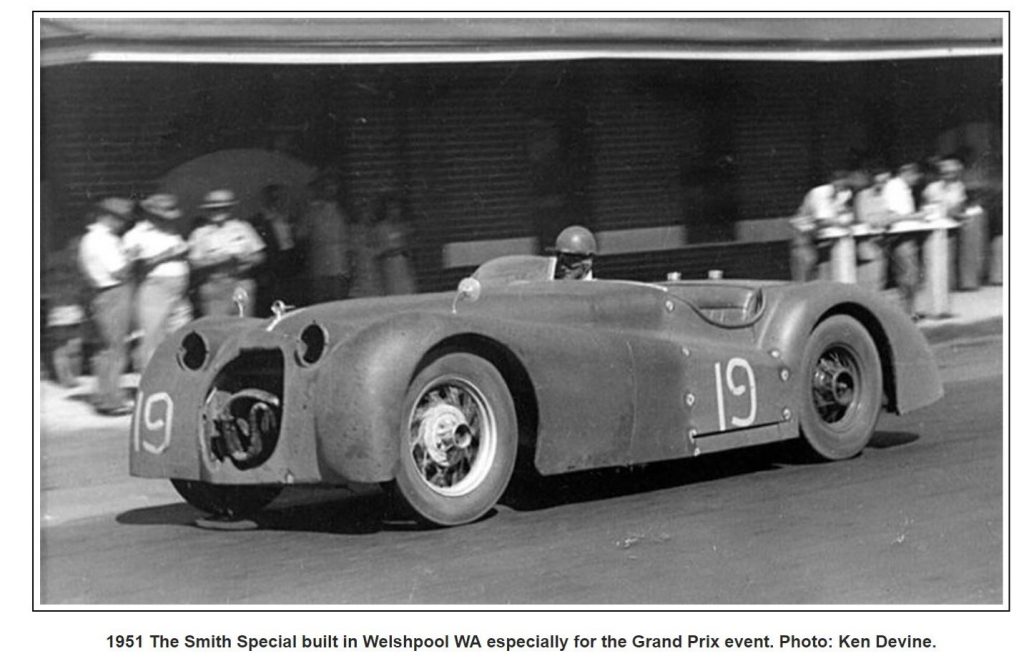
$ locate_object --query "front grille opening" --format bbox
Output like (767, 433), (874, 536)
(202, 350), (285, 470)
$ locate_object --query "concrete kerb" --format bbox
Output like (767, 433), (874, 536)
(920, 316), (1003, 346)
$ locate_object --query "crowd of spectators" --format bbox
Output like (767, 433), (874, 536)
(43, 171), (417, 416)
(789, 154), (998, 319)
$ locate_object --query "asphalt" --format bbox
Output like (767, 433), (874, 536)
(37, 285), (1004, 433)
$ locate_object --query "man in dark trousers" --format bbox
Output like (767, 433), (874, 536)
(249, 184), (299, 314)
(77, 197), (136, 416)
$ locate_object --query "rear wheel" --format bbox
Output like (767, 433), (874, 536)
(798, 315), (883, 460)
(171, 479), (281, 519)
(392, 352), (517, 526)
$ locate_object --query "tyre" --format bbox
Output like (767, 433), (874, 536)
(798, 315), (883, 460)
(392, 352), (517, 526)
(171, 479), (281, 518)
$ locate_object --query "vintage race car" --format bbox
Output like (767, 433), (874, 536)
(130, 255), (942, 526)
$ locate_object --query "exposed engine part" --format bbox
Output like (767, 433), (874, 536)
(203, 388), (281, 468)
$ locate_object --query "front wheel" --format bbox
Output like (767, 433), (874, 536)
(171, 479), (281, 519)
(798, 315), (883, 460)
(391, 352), (517, 526)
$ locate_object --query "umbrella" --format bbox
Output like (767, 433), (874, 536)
(158, 148), (317, 226)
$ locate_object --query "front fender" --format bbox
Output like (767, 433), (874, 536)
(313, 313), (459, 482)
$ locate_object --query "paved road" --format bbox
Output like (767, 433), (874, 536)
(38, 336), (1003, 604)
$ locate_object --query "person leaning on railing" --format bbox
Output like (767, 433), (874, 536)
(789, 170), (856, 282)
(883, 162), (928, 318)
(923, 155), (986, 291)
(852, 162), (894, 293)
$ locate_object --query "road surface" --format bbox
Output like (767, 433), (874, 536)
(38, 335), (1003, 604)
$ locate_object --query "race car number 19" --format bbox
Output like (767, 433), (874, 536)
(714, 358), (757, 431)
(133, 390), (174, 455)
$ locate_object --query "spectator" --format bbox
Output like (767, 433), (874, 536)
(924, 155), (986, 291)
(373, 193), (418, 295)
(348, 198), (384, 299)
(884, 162), (927, 318)
(45, 238), (87, 389)
(77, 197), (135, 414)
(789, 170), (855, 282)
(249, 184), (300, 314)
(299, 168), (352, 303)
(189, 189), (265, 316)
(852, 163), (893, 292)
(123, 194), (192, 368)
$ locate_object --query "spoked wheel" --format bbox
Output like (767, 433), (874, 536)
(392, 352), (517, 526)
(171, 479), (281, 519)
(798, 315), (883, 460)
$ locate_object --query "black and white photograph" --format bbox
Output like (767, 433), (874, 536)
(32, 9), (1007, 631)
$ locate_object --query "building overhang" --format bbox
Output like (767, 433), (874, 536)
(39, 17), (1004, 67)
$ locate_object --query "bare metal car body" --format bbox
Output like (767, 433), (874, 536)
(130, 255), (942, 525)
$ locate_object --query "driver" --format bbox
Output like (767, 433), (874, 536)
(553, 225), (597, 280)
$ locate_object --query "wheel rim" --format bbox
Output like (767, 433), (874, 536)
(407, 375), (497, 497)
(811, 344), (862, 427)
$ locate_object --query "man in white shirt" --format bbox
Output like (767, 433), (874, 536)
(189, 189), (266, 316)
(789, 171), (855, 281)
(78, 197), (136, 415)
(924, 156), (985, 290)
(884, 162), (926, 317)
(853, 163), (895, 292)
(123, 193), (192, 368)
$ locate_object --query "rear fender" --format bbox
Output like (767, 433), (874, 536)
(757, 285), (942, 414)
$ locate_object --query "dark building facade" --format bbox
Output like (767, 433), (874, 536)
(41, 55), (1002, 291)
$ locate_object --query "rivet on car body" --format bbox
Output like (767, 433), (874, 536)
(688, 427), (698, 444)
(665, 300), (675, 312)
(780, 368), (790, 381)
(285, 472), (295, 484)
(681, 347), (691, 357)
(685, 392), (695, 406)
(770, 349), (781, 359)
(693, 446), (702, 457)
(782, 408), (792, 421)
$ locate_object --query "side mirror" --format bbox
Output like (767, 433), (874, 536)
(451, 277), (482, 314)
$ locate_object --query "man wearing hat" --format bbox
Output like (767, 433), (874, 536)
(78, 197), (136, 415)
(300, 168), (352, 303)
(188, 189), (266, 317)
(123, 193), (192, 368)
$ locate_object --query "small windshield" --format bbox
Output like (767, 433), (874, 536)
(471, 255), (556, 284)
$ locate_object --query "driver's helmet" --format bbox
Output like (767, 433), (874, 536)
(554, 226), (597, 280)
(555, 225), (597, 256)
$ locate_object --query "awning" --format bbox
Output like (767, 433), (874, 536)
(39, 17), (1003, 66)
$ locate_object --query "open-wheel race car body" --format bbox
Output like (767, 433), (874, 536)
(130, 255), (942, 525)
